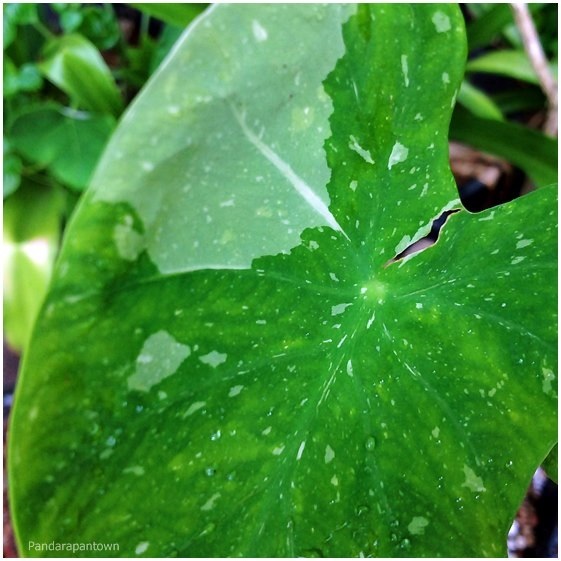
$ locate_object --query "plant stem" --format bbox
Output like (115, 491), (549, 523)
(510, 3), (558, 137)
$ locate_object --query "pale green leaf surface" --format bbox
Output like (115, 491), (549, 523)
(3, 181), (63, 351)
(10, 4), (557, 558)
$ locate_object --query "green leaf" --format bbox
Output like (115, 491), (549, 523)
(3, 3), (38, 49)
(466, 4), (513, 50)
(457, 80), (503, 120)
(3, 180), (64, 351)
(39, 34), (123, 117)
(9, 5), (557, 558)
(3, 59), (43, 97)
(465, 3), (543, 50)
(541, 443), (558, 483)
(9, 104), (115, 191)
(3, 137), (22, 198)
(130, 3), (207, 28)
(466, 49), (558, 85)
(55, 0), (121, 42)
(450, 107), (558, 187)
(149, 24), (184, 74)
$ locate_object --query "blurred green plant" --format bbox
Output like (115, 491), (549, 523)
(453, 2), (558, 169)
(3, 3), (206, 352)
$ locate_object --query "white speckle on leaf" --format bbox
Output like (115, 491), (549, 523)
(331, 475), (339, 486)
(401, 55), (409, 86)
(431, 426), (440, 438)
(325, 445), (335, 464)
(387, 142), (409, 170)
(228, 385), (244, 397)
(432, 11), (451, 32)
(516, 239), (533, 249)
(367, 311), (376, 329)
(199, 350), (227, 368)
(184, 401), (206, 417)
(462, 464), (486, 492)
(135, 542), (149, 555)
(296, 440), (306, 460)
(511, 256), (526, 265)
(479, 210), (495, 221)
(331, 303), (352, 316)
(416, 303), (423, 309)
(349, 135), (374, 164)
(123, 465), (145, 476)
(128, 331), (190, 392)
(113, 219), (145, 261)
(408, 516), (429, 535)
(442, 72), (450, 84)
(201, 492), (221, 511)
(141, 161), (155, 172)
(272, 445), (285, 456)
(350, 180), (358, 191)
(346, 359), (354, 377)
(542, 367), (555, 395)
(252, 20), (268, 41)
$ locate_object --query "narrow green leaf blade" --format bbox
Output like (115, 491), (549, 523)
(450, 107), (558, 187)
(457, 80), (504, 120)
(466, 49), (558, 85)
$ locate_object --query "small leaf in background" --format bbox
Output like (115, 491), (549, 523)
(466, 3), (544, 50)
(9, 104), (115, 191)
(3, 3), (38, 49)
(149, 24), (183, 74)
(130, 3), (207, 28)
(450, 107), (558, 187)
(3, 180), (64, 352)
(39, 34), (123, 116)
(457, 80), (503, 121)
(3, 137), (22, 198)
(467, 49), (558, 86)
(3, 58), (43, 97)
(54, 4), (121, 50)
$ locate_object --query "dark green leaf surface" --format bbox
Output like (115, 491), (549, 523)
(10, 5), (557, 558)
(130, 3), (207, 28)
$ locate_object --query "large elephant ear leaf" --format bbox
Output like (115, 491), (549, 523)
(9, 4), (557, 559)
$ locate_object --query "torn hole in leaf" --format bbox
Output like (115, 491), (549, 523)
(385, 209), (461, 267)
